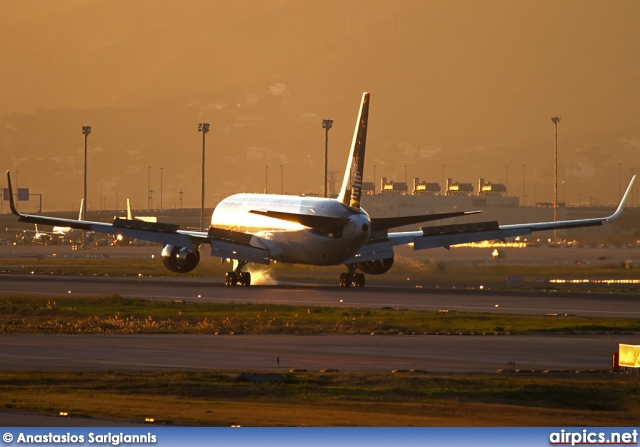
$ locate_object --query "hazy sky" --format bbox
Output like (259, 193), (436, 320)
(2, 0), (639, 211)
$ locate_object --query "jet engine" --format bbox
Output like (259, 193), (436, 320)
(161, 245), (200, 273)
(357, 257), (394, 275)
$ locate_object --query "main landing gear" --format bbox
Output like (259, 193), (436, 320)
(225, 261), (251, 286)
(339, 264), (365, 287)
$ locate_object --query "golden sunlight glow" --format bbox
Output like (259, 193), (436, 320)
(453, 241), (528, 249)
(549, 279), (640, 284)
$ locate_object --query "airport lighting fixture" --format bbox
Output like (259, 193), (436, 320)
(551, 116), (561, 241)
(505, 165), (509, 196)
(322, 119), (333, 198)
(373, 165), (377, 194)
(619, 162), (622, 202)
(198, 122), (210, 232)
(81, 125), (91, 248)
(404, 165), (408, 192)
(159, 167), (164, 211)
(522, 164), (525, 206)
(81, 125), (91, 222)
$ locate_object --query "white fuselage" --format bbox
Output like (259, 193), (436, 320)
(211, 194), (371, 266)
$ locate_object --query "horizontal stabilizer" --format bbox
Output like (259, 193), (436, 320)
(249, 210), (349, 232)
(370, 210), (482, 232)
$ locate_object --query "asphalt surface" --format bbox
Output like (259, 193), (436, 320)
(1, 273), (640, 317)
(1, 273), (639, 375)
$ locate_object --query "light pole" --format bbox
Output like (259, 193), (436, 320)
(159, 167), (164, 211)
(147, 166), (151, 210)
(373, 165), (377, 194)
(404, 165), (408, 193)
(619, 162), (622, 202)
(198, 122), (210, 231)
(322, 119), (333, 198)
(522, 164), (525, 206)
(551, 116), (561, 241)
(505, 165), (509, 196)
(280, 165), (283, 195)
(81, 125), (91, 222)
(179, 189), (183, 209)
(81, 125), (91, 247)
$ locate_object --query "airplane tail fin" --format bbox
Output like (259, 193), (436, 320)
(126, 199), (132, 220)
(78, 199), (84, 220)
(337, 92), (370, 210)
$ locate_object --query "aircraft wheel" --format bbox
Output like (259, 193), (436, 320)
(339, 273), (347, 287)
(241, 272), (251, 286)
(225, 272), (238, 286)
(355, 273), (365, 287)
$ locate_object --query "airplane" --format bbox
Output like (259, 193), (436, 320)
(6, 92), (636, 287)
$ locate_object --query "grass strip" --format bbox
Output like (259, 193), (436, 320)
(2, 370), (640, 426)
(1, 294), (640, 335)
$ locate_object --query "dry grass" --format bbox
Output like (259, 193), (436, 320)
(2, 371), (640, 426)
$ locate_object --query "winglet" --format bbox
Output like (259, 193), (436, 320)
(337, 92), (370, 210)
(607, 175), (636, 221)
(6, 171), (21, 217)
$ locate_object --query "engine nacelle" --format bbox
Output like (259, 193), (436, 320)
(161, 245), (200, 273)
(357, 257), (394, 275)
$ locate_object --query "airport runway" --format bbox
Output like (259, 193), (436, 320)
(2, 333), (638, 374)
(1, 272), (639, 425)
(1, 273), (640, 317)
(0, 273), (639, 374)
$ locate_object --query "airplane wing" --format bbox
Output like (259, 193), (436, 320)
(344, 176), (636, 262)
(6, 171), (207, 251)
(249, 209), (349, 232)
(5, 171), (272, 264)
(370, 210), (482, 233)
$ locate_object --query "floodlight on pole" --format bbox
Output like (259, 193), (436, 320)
(522, 164), (525, 206)
(619, 162), (622, 202)
(551, 116), (561, 242)
(198, 122), (210, 232)
(81, 125), (91, 248)
(81, 125), (91, 222)
(159, 167), (164, 211)
(505, 165), (509, 196)
(373, 165), (377, 194)
(404, 165), (408, 193)
(322, 119), (333, 198)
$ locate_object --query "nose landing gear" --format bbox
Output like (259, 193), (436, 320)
(225, 261), (251, 286)
(339, 264), (365, 287)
